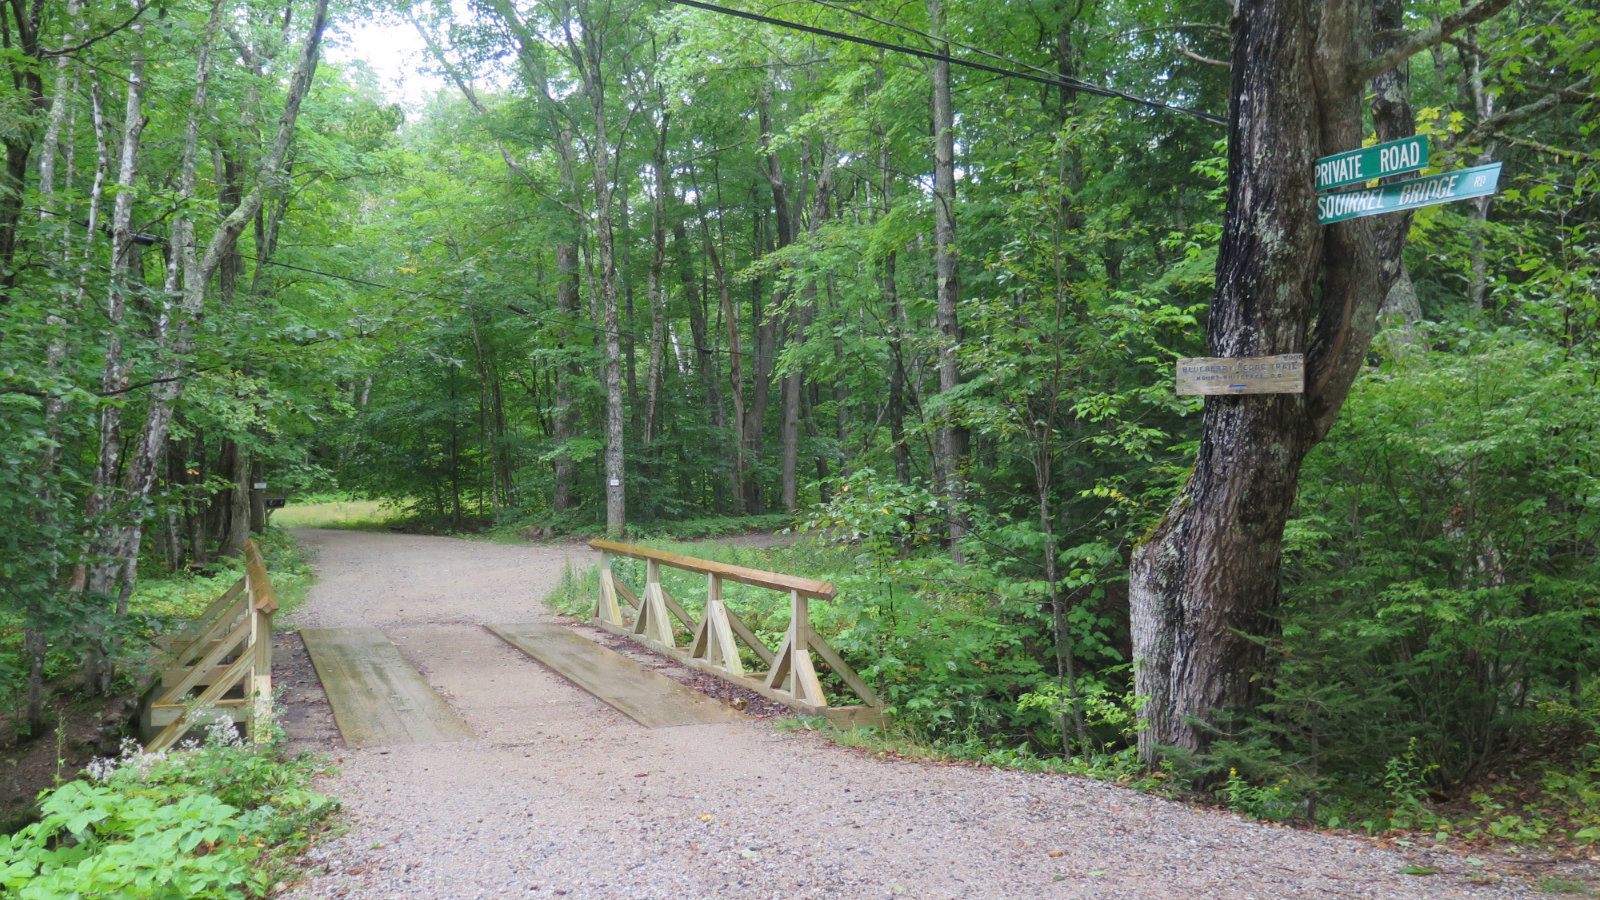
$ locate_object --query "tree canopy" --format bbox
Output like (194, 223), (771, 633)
(1, 0), (1596, 817)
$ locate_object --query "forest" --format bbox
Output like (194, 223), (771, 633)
(2, 0), (1598, 836)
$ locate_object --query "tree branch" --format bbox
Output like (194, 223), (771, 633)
(42, 3), (149, 57)
(1454, 73), (1595, 149)
(1178, 47), (1229, 68)
(1351, 0), (1513, 86)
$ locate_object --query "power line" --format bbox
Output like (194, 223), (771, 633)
(802, 0), (1065, 83)
(660, 0), (1227, 126)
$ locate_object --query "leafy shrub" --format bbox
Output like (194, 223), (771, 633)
(1265, 335), (1600, 789)
(0, 718), (337, 899)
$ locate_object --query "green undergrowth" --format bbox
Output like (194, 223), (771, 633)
(1, 530), (314, 730)
(129, 528), (313, 625)
(0, 716), (338, 899)
(488, 512), (795, 543)
(622, 514), (794, 540)
(782, 717), (1173, 792)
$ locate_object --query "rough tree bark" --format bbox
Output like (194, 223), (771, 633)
(1129, 0), (1511, 762)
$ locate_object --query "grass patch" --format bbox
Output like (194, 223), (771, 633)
(269, 498), (398, 530)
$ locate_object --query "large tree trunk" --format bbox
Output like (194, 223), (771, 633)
(573, 11), (627, 537)
(1128, 0), (1503, 762)
(219, 439), (252, 557)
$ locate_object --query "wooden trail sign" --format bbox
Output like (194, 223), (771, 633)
(1316, 163), (1501, 224)
(1314, 136), (1429, 191)
(1176, 354), (1305, 396)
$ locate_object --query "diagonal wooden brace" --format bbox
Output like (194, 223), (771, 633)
(633, 560), (676, 647)
(764, 590), (827, 706)
(690, 574), (744, 676)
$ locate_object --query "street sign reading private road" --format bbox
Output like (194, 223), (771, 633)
(1315, 162), (1502, 225)
(1314, 136), (1429, 191)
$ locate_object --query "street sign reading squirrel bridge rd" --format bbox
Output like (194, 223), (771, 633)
(1316, 163), (1502, 225)
(1314, 136), (1429, 191)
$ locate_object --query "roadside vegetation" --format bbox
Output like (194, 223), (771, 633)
(3, 0), (1596, 890)
(0, 718), (338, 899)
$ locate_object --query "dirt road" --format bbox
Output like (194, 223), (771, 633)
(277, 529), (1529, 900)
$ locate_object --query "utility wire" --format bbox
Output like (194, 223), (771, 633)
(660, 0), (1227, 126)
(803, 0), (1068, 83)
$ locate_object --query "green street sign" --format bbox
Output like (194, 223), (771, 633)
(1316, 162), (1502, 225)
(1314, 136), (1429, 192)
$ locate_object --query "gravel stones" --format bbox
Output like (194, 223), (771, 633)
(277, 529), (1532, 899)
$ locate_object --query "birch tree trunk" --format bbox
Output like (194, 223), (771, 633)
(80, 22), (149, 692)
(81, 0), (331, 687)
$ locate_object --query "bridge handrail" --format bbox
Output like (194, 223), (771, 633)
(586, 538), (884, 725)
(588, 538), (837, 599)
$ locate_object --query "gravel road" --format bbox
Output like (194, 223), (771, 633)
(277, 528), (1533, 900)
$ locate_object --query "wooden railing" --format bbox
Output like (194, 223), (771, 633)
(589, 539), (885, 728)
(143, 540), (277, 752)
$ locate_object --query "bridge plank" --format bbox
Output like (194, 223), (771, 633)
(300, 627), (473, 748)
(487, 623), (744, 728)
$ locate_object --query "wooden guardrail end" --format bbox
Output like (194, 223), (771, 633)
(143, 538), (277, 752)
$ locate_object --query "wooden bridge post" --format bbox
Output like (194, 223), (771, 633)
(633, 559), (675, 646)
(690, 573), (743, 676)
(244, 542), (278, 742)
(765, 589), (827, 706)
(596, 553), (626, 626)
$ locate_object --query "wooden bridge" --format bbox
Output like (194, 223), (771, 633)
(150, 540), (886, 751)
(142, 541), (278, 752)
